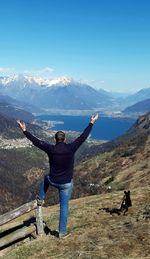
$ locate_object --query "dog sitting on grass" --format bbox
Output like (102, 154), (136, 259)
(99, 190), (132, 216)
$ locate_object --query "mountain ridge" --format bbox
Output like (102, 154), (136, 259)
(0, 75), (115, 111)
(123, 98), (150, 113)
(1, 75), (150, 112)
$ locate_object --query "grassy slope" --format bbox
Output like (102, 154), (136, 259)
(1, 186), (150, 259)
(73, 132), (150, 200)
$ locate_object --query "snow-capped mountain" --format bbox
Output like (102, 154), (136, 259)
(0, 75), (117, 111)
(0, 74), (44, 89)
(0, 75), (76, 88)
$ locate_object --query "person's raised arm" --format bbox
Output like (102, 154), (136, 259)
(17, 120), (50, 152)
(17, 120), (26, 132)
(90, 113), (99, 125)
(69, 114), (99, 152)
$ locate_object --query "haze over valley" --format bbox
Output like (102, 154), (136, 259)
(0, 75), (150, 116)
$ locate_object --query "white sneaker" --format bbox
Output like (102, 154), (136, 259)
(59, 233), (71, 239)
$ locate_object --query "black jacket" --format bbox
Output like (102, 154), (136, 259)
(24, 123), (93, 184)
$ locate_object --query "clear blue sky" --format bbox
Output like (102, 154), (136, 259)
(0, 0), (150, 92)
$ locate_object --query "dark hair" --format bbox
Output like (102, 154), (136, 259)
(55, 131), (65, 143)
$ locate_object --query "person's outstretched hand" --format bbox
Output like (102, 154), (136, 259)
(90, 113), (99, 124)
(17, 120), (26, 132)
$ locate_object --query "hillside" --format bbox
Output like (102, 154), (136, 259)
(0, 112), (52, 139)
(0, 93), (39, 113)
(123, 98), (150, 113)
(0, 102), (34, 122)
(125, 87), (150, 106)
(73, 113), (150, 197)
(0, 186), (149, 258)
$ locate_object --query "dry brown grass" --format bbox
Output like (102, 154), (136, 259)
(1, 186), (150, 259)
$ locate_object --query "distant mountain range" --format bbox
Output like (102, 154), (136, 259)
(0, 75), (114, 111)
(125, 88), (150, 105)
(0, 75), (150, 112)
(123, 98), (150, 113)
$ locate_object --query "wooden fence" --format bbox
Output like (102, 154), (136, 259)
(0, 200), (44, 249)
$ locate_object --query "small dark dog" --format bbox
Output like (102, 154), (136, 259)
(120, 190), (132, 215)
(99, 190), (132, 216)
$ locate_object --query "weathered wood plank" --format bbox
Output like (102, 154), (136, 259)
(0, 225), (36, 248)
(0, 200), (37, 226)
(35, 206), (44, 235)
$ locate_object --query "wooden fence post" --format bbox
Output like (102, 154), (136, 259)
(35, 205), (44, 236)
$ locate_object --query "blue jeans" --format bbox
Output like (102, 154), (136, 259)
(37, 175), (73, 235)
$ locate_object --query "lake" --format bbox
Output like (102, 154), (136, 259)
(37, 115), (135, 141)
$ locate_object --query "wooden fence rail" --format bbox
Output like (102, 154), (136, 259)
(0, 225), (36, 249)
(0, 200), (37, 226)
(0, 200), (44, 249)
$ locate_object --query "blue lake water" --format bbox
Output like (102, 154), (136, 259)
(37, 115), (135, 141)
